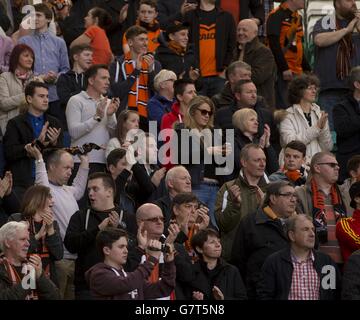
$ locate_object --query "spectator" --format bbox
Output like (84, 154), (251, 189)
(106, 110), (140, 158)
(178, 228), (247, 300)
(0, 34), (13, 73)
(3, 81), (62, 202)
(313, 0), (360, 130)
(269, 140), (307, 186)
(0, 44), (36, 134)
(110, 25), (161, 131)
(211, 60), (251, 110)
(182, 0), (236, 97)
(232, 108), (278, 177)
(333, 66), (360, 183)
(0, 171), (19, 227)
(175, 96), (229, 227)
(24, 145), (89, 300)
(57, 44), (93, 145)
(66, 64), (119, 177)
(18, 3), (70, 129)
(64, 172), (137, 300)
(8, 185), (63, 286)
(70, 7), (113, 66)
(342, 249), (360, 299)
(295, 151), (348, 265)
(279, 74), (333, 166)
(154, 165), (192, 226)
(147, 70), (177, 126)
(339, 155), (360, 216)
(234, 19), (276, 109)
(122, 0), (161, 54)
(259, 214), (340, 300)
(155, 21), (199, 81)
(0, 221), (60, 300)
(336, 181), (360, 263)
(215, 144), (269, 261)
(86, 226), (176, 300)
(231, 181), (295, 299)
(267, 0), (311, 109)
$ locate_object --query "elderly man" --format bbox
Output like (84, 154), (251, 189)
(259, 214), (340, 300)
(154, 166), (192, 226)
(231, 181), (296, 299)
(0, 221), (60, 300)
(295, 151), (349, 265)
(235, 19), (276, 109)
(215, 144), (269, 261)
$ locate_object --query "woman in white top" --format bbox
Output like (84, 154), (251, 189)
(279, 74), (333, 166)
(105, 110), (140, 158)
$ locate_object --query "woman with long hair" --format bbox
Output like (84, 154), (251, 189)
(70, 7), (113, 65)
(0, 44), (36, 134)
(8, 185), (63, 286)
(175, 96), (231, 229)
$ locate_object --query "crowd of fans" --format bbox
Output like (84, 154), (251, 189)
(0, 0), (360, 301)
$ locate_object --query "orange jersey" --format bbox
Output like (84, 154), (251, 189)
(199, 23), (218, 77)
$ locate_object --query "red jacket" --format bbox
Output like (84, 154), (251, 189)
(336, 209), (360, 263)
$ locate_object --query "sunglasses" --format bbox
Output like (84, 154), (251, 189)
(143, 216), (164, 223)
(317, 162), (339, 168)
(197, 109), (213, 116)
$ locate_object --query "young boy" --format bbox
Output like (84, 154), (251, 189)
(122, 0), (161, 54)
(85, 226), (176, 300)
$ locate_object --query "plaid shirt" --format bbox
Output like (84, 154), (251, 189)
(288, 251), (320, 300)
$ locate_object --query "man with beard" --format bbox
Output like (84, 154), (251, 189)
(314, 0), (360, 130)
(258, 214), (340, 300)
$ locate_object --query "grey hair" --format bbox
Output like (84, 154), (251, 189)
(0, 221), (28, 252)
(165, 165), (188, 188)
(262, 181), (294, 208)
(285, 214), (314, 240)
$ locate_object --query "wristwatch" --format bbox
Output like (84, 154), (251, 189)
(93, 115), (101, 122)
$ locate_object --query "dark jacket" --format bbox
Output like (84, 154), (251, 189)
(342, 249), (360, 299)
(3, 113), (63, 189)
(239, 0), (265, 24)
(157, 0), (184, 29)
(85, 258), (176, 300)
(233, 37), (276, 109)
(64, 206), (136, 292)
(8, 213), (63, 286)
(147, 93), (175, 125)
(155, 42), (197, 79)
(231, 207), (289, 299)
(182, 7), (236, 73)
(214, 99), (280, 153)
(211, 82), (234, 110)
(177, 258), (247, 300)
(333, 94), (360, 182)
(153, 193), (172, 227)
(259, 246), (341, 300)
(0, 261), (60, 300)
(109, 54), (162, 114)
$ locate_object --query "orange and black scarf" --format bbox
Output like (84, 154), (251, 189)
(0, 256), (39, 300)
(138, 19), (160, 32)
(168, 40), (187, 56)
(336, 18), (355, 80)
(311, 179), (346, 227)
(122, 51), (149, 118)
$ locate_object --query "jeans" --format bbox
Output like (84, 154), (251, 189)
(317, 89), (349, 131)
(192, 182), (219, 230)
(198, 76), (226, 98)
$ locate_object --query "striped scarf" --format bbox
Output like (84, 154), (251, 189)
(336, 18), (354, 80)
(0, 256), (38, 300)
(122, 52), (149, 118)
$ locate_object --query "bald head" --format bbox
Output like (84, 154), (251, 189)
(136, 203), (162, 221)
(237, 19), (258, 44)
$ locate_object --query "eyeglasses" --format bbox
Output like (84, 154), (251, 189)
(277, 192), (298, 199)
(306, 85), (318, 91)
(197, 109), (213, 116)
(316, 162), (339, 168)
(143, 216), (165, 223)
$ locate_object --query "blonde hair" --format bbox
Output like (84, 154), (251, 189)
(153, 69), (177, 92)
(232, 108), (257, 132)
(185, 95), (214, 130)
